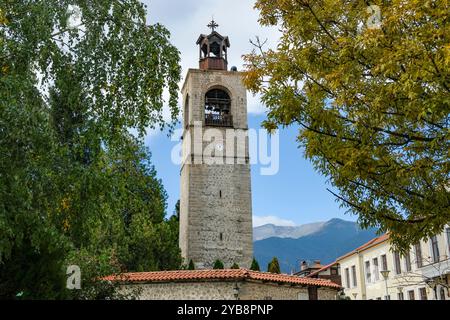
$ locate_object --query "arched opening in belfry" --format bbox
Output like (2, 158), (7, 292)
(204, 88), (232, 127)
(209, 41), (221, 58)
(201, 42), (209, 59)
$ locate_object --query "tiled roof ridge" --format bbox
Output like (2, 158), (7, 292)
(101, 268), (341, 289)
(306, 261), (337, 278)
(336, 233), (390, 261)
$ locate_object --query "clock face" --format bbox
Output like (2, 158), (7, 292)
(216, 143), (224, 151)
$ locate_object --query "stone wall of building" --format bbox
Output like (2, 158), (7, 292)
(318, 287), (338, 300)
(120, 281), (338, 300)
(123, 281), (236, 300)
(239, 282), (310, 300)
(179, 69), (253, 269)
(184, 164), (252, 269)
(181, 69), (248, 130)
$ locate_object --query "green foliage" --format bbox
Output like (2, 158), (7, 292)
(250, 257), (260, 271)
(188, 259), (195, 270)
(267, 257), (280, 274)
(337, 294), (351, 300)
(230, 263), (239, 269)
(244, 0), (450, 250)
(0, 0), (181, 299)
(0, 238), (70, 299)
(213, 259), (225, 270)
(173, 200), (180, 221)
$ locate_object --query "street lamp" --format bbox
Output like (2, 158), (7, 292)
(425, 278), (438, 300)
(380, 270), (390, 300)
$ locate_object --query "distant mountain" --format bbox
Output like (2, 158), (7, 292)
(253, 222), (326, 241)
(253, 218), (378, 273)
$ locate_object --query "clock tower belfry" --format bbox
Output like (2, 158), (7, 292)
(179, 21), (253, 269)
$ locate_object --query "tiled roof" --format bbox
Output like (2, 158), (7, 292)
(306, 261), (338, 278)
(102, 268), (341, 289)
(337, 233), (390, 261)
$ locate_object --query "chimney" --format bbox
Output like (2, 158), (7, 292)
(313, 260), (321, 268)
(300, 261), (308, 271)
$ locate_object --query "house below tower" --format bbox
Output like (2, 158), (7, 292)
(102, 268), (341, 300)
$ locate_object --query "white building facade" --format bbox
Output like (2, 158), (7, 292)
(337, 227), (450, 300)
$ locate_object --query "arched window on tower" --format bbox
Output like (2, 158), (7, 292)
(205, 89), (232, 127)
(184, 94), (189, 128)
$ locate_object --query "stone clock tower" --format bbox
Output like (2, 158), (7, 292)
(179, 21), (253, 269)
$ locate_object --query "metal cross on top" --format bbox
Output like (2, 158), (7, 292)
(207, 19), (219, 32)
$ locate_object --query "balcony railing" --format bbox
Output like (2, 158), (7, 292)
(205, 113), (233, 127)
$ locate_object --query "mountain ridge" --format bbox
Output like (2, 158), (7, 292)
(253, 218), (378, 273)
(253, 221), (326, 241)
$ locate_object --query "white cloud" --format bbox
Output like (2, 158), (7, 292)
(253, 215), (296, 227)
(247, 93), (267, 115)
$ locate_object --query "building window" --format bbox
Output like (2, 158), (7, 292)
(365, 261), (371, 283)
(431, 235), (440, 263)
(331, 267), (338, 275)
(372, 258), (379, 281)
(308, 287), (318, 300)
(414, 243), (423, 268)
(351, 265), (357, 288)
(405, 251), (412, 272)
(344, 268), (350, 289)
(219, 233), (223, 241)
(184, 94), (190, 128)
(408, 290), (415, 300)
(439, 286), (446, 300)
(398, 292), (404, 300)
(393, 251), (402, 274)
(381, 254), (388, 271)
(419, 287), (427, 300)
(446, 227), (450, 255)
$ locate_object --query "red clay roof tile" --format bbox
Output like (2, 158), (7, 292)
(336, 233), (390, 261)
(306, 261), (338, 278)
(101, 268), (341, 289)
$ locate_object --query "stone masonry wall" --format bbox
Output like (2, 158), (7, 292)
(179, 69), (253, 269)
(186, 164), (252, 269)
(120, 281), (338, 300)
(239, 282), (310, 300)
(318, 287), (338, 300)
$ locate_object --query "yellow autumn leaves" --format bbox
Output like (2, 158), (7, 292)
(0, 8), (8, 25)
(60, 197), (71, 232)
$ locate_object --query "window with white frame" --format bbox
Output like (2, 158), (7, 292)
(372, 258), (379, 281)
(393, 251), (402, 274)
(344, 268), (350, 289)
(351, 265), (357, 288)
(381, 254), (388, 271)
(414, 243), (423, 268)
(446, 227), (450, 256)
(439, 286), (446, 300)
(430, 235), (440, 263)
(405, 251), (412, 272)
(365, 261), (371, 283)
(419, 287), (427, 300)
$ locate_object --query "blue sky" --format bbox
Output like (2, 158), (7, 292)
(143, 0), (357, 226)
